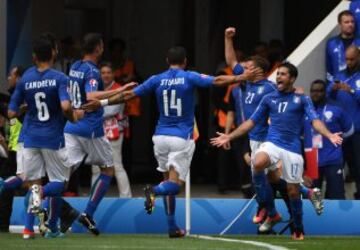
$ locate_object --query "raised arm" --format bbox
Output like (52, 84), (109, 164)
(224, 27), (238, 69)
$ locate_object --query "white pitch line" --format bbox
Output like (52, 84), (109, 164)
(191, 235), (290, 250)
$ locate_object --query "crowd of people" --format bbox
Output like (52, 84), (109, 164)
(0, 4), (359, 242)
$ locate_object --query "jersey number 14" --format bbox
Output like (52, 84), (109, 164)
(163, 90), (182, 116)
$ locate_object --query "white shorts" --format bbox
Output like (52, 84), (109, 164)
(255, 142), (304, 184)
(23, 147), (71, 182)
(152, 135), (195, 182)
(65, 133), (114, 169)
(250, 140), (277, 172)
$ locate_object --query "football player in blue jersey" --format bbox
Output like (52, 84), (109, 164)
(211, 62), (343, 240)
(225, 27), (280, 226)
(8, 37), (83, 239)
(83, 46), (257, 238)
(64, 33), (135, 235)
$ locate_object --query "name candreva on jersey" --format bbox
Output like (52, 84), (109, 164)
(25, 79), (57, 90)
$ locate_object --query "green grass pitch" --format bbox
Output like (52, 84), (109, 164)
(0, 233), (359, 250)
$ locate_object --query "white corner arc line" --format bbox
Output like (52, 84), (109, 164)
(191, 235), (290, 250)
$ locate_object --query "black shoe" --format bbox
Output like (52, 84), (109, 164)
(60, 208), (79, 233)
(143, 185), (155, 215)
(169, 228), (186, 238)
(78, 213), (99, 236)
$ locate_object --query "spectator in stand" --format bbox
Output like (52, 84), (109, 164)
(326, 10), (360, 82)
(327, 45), (360, 199)
(309, 80), (353, 199)
(92, 62), (132, 198)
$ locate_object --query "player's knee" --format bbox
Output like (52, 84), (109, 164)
(253, 153), (270, 172)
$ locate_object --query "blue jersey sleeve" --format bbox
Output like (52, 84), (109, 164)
(84, 69), (100, 93)
(133, 75), (157, 97)
(250, 95), (269, 123)
(59, 75), (71, 102)
(302, 95), (318, 121)
(187, 71), (214, 88)
(8, 81), (25, 113)
(232, 63), (244, 75)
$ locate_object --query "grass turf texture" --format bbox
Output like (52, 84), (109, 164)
(0, 234), (359, 250)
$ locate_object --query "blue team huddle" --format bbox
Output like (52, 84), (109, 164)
(0, 7), (360, 242)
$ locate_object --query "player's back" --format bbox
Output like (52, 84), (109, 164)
(134, 68), (214, 139)
(15, 66), (69, 149)
(64, 60), (104, 138)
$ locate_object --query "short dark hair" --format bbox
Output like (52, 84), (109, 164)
(338, 10), (354, 23)
(40, 32), (57, 50)
(167, 46), (186, 65)
(81, 33), (103, 54)
(99, 61), (114, 71)
(33, 37), (53, 62)
(311, 79), (326, 89)
(278, 62), (298, 79)
(250, 55), (270, 73)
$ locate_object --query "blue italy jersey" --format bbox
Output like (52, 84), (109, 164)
(326, 36), (360, 81)
(251, 91), (319, 154)
(133, 68), (214, 139)
(8, 66), (70, 150)
(305, 102), (353, 167)
(233, 63), (276, 141)
(229, 85), (246, 126)
(327, 70), (360, 132)
(64, 60), (104, 138)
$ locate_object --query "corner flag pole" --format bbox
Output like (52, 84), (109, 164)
(185, 170), (191, 235)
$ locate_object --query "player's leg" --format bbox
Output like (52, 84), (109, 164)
(249, 141), (269, 224)
(145, 135), (194, 238)
(0, 143), (26, 194)
(22, 147), (45, 239)
(253, 143), (281, 232)
(78, 136), (114, 235)
(281, 150), (304, 240)
(40, 148), (71, 237)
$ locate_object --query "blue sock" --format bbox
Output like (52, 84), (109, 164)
(265, 184), (277, 217)
(253, 171), (277, 217)
(153, 181), (180, 196)
(24, 190), (34, 232)
(299, 185), (310, 198)
(289, 198), (303, 230)
(43, 182), (65, 197)
(85, 174), (112, 217)
(47, 197), (63, 232)
(163, 195), (177, 231)
(4, 176), (23, 190)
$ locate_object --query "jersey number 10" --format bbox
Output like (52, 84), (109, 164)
(163, 89), (182, 116)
